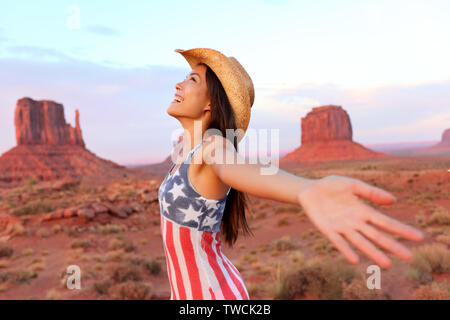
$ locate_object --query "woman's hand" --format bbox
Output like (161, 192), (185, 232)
(297, 175), (424, 268)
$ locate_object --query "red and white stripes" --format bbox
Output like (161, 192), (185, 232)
(160, 215), (249, 300)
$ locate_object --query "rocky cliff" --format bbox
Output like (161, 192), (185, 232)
(282, 105), (385, 163)
(0, 97), (146, 185)
(15, 97), (85, 147)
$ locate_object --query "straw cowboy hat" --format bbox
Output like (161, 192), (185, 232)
(174, 48), (255, 142)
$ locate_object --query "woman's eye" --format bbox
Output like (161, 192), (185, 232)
(191, 77), (196, 82)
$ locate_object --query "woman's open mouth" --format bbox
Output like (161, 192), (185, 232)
(172, 94), (184, 104)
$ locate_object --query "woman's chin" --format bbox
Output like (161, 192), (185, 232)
(167, 103), (182, 117)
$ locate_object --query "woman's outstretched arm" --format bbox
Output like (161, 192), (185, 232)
(201, 135), (424, 269)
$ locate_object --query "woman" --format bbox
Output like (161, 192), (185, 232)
(158, 48), (424, 300)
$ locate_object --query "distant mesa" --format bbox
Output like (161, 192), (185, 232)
(281, 105), (386, 163)
(0, 97), (143, 185)
(412, 128), (450, 156)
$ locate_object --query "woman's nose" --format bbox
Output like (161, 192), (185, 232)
(175, 82), (183, 91)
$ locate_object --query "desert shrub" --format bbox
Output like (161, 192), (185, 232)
(0, 270), (38, 284)
(276, 217), (290, 227)
(25, 178), (38, 188)
(12, 200), (53, 216)
(93, 279), (113, 295)
(52, 224), (62, 234)
(111, 264), (142, 283)
(241, 253), (259, 263)
(105, 249), (125, 262)
(21, 248), (34, 256)
(427, 206), (450, 226)
(108, 238), (135, 252)
(71, 240), (91, 249)
(313, 238), (336, 254)
(275, 256), (361, 300)
(408, 243), (450, 285)
(342, 278), (389, 300)
(413, 282), (450, 300)
(110, 281), (152, 300)
(271, 235), (295, 252)
(436, 235), (450, 245)
(143, 259), (161, 276)
(0, 246), (14, 258)
(98, 224), (126, 235)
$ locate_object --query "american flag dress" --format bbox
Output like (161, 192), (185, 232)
(158, 139), (250, 300)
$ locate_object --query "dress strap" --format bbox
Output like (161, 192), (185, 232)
(186, 139), (206, 161)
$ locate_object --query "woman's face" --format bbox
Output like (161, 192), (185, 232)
(167, 63), (211, 123)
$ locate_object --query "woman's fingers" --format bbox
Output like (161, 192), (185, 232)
(351, 179), (397, 205)
(366, 207), (424, 242)
(326, 231), (360, 265)
(344, 230), (392, 268)
(357, 223), (413, 261)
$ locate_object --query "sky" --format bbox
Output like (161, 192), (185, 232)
(0, 0), (449, 165)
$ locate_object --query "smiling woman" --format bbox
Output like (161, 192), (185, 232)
(157, 47), (424, 301)
(160, 48), (254, 300)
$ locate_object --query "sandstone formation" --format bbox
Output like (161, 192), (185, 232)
(282, 105), (385, 163)
(15, 98), (85, 147)
(0, 97), (147, 185)
(301, 105), (353, 144)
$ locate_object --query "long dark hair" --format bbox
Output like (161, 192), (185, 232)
(199, 62), (253, 247)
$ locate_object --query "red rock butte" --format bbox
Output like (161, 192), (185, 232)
(281, 105), (386, 163)
(412, 128), (450, 155)
(0, 97), (142, 185)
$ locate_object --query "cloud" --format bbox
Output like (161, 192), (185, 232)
(7, 45), (75, 61)
(250, 80), (450, 145)
(86, 25), (120, 37)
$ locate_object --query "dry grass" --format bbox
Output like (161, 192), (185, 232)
(272, 256), (362, 300)
(21, 248), (34, 257)
(28, 258), (45, 272)
(70, 239), (91, 250)
(108, 238), (136, 253)
(93, 279), (112, 295)
(111, 263), (143, 283)
(12, 199), (53, 216)
(428, 206), (450, 226)
(342, 278), (389, 300)
(109, 281), (152, 300)
(413, 282), (450, 300)
(0, 270), (38, 285)
(97, 224), (127, 235)
(276, 216), (290, 227)
(407, 243), (450, 285)
(271, 235), (295, 252)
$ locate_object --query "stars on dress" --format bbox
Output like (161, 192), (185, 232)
(201, 215), (217, 229)
(158, 140), (229, 232)
(170, 180), (187, 202)
(160, 193), (171, 215)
